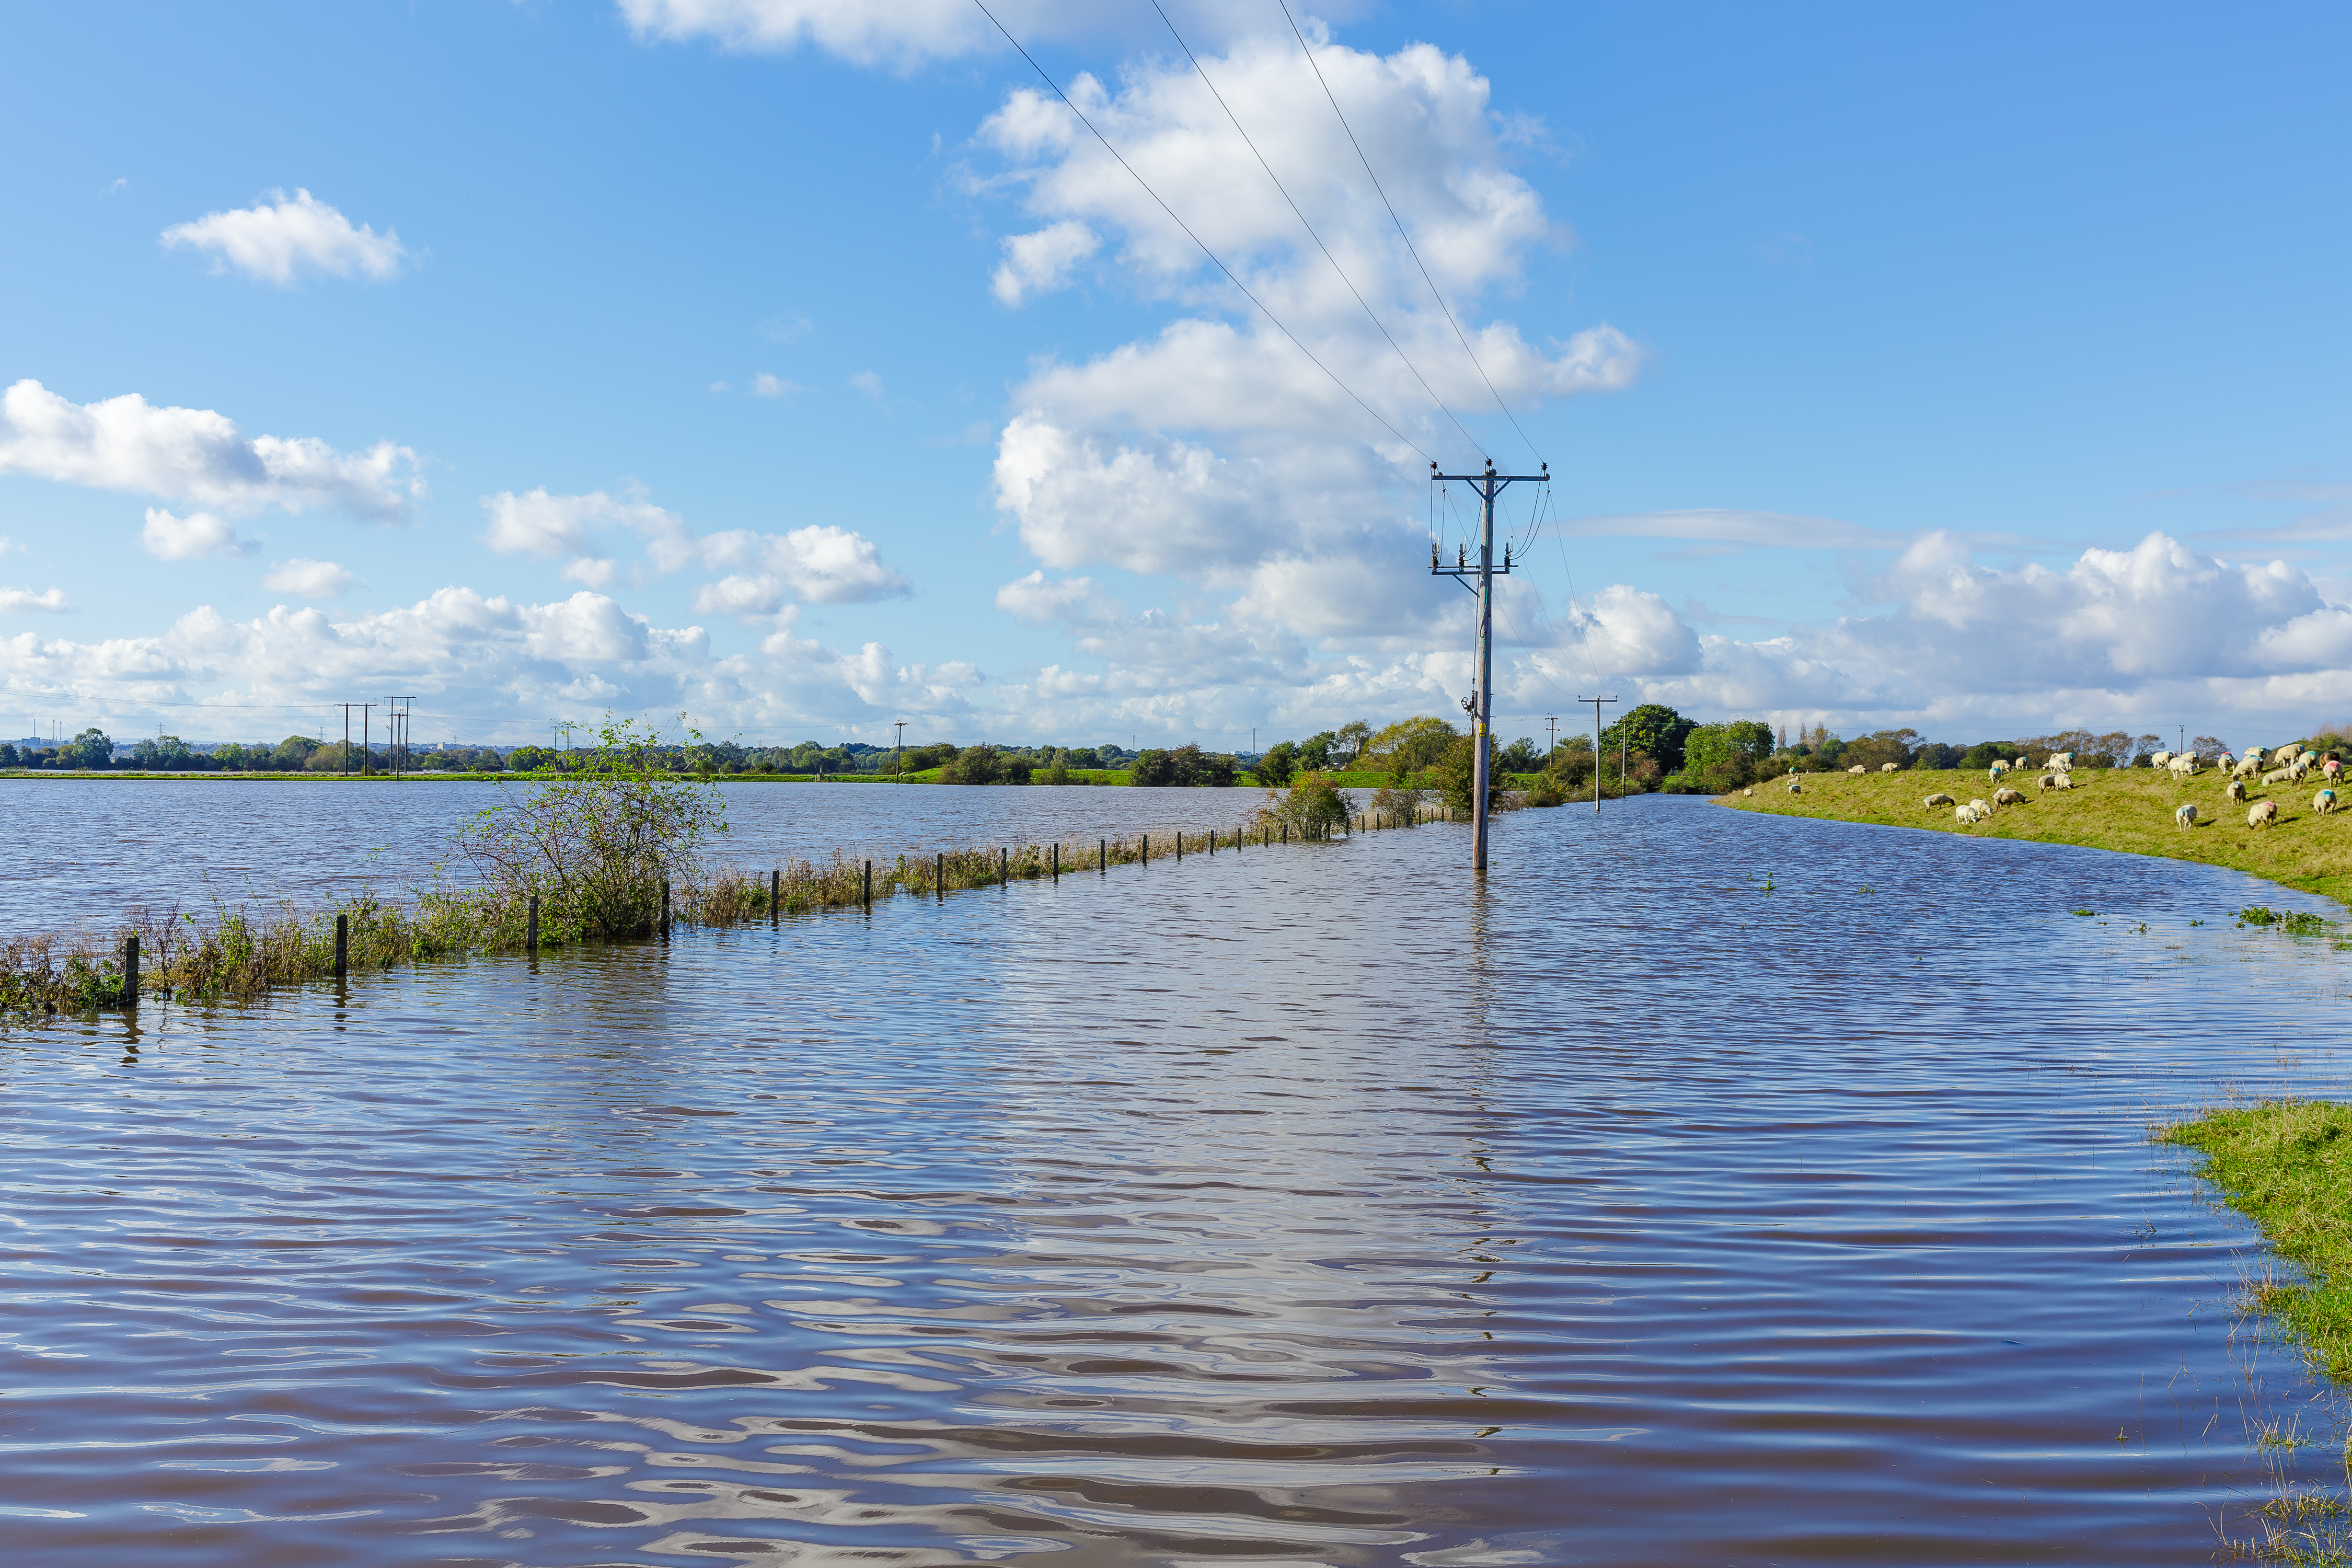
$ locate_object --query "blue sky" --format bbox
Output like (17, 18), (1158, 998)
(3, 1), (2347, 752)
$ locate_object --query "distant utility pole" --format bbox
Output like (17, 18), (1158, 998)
(894, 720), (907, 783)
(1546, 714), (1558, 761)
(387, 696), (415, 780)
(1432, 458), (1547, 871)
(1577, 695), (1619, 813)
(338, 703), (375, 778)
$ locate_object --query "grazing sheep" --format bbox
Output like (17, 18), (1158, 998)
(1923, 792), (1955, 809)
(2232, 756), (2262, 780)
(1989, 763), (2009, 783)
(1967, 798), (1991, 821)
(2175, 802), (2198, 829)
(2263, 767), (2295, 787)
(2274, 744), (2304, 765)
(1786, 780), (1802, 794)
(2250, 799), (2280, 828)
(1953, 804), (1974, 825)
(2316, 788), (2338, 815)
(1993, 787), (2025, 806)
(2048, 751), (2075, 770)
(1743, 786), (1754, 797)
(2169, 754), (2201, 778)
(1848, 765), (1867, 776)
(2226, 778), (2247, 802)
(2037, 772), (2059, 791)
(2150, 750), (2172, 770)
(2053, 770), (2075, 789)
(1880, 762), (1898, 773)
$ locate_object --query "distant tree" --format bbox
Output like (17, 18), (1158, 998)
(2190, 734), (2229, 761)
(0, 743), (17, 767)
(1495, 736), (1540, 774)
(1003, 755), (1034, 785)
(1913, 742), (1963, 770)
(1252, 740), (1298, 787)
(509, 746), (556, 773)
(941, 744), (1001, 785)
(70, 728), (113, 770)
(1130, 748), (1177, 787)
(1433, 735), (1509, 814)
(1361, 716), (1457, 773)
(1196, 750), (1237, 788)
(1298, 730), (1337, 770)
(1602, 705), (1694, 771)
(1334, 719), (1372, 767)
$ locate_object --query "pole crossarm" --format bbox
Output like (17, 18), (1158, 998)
(1424, 460), (1547, 873)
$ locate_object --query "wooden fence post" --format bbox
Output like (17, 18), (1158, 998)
(936, 852), (944, 900)
(863, 859), (872, 906)
(335, 914), (348, 981)
(998, 847), (1007, 887)
(1052, 843), (1059, 879)
(123, 934), (139, 1006)
(770, 868), (780, 924)
(660, 879), (671, 940)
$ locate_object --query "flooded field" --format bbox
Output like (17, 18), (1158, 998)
(2, 788), (2348, 1563)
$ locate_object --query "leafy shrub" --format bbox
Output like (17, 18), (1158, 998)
(1252, 741), (1297, 787)
(1258, 772), (1351, 836)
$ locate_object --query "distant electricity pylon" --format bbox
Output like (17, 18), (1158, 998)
(1431, 458), (1545, 872)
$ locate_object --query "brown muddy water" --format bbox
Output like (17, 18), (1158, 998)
(3, 788), (2350, 1564)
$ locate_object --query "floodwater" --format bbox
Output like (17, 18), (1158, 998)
(0, 778), (1278, 931)
(3, 788), (2350, 1565)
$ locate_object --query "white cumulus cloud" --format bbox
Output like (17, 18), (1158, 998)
(0, 379), (421, 520)
(993, 220), (1100, 306)
(161, 189), (408, 285)
(262, 558), (360, 598)
(0, 587), (70, 614)
(140, 508), (252, 561)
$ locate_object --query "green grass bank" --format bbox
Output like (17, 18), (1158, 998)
(1719, 766), (2352, 910)
(2162, 1102), (2352, 1383)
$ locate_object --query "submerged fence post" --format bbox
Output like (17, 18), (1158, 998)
(863, 859), (872, 906)
(998, 847), (1007, 887)
(1176, 832), (1182, 862)
(771, 869), (780, 924)
(122, 934), (139, 1006)
(936, 852), (944, 899)
(526, 895), (539, 951)
(1052, 843), (1059, 880)
(660, 879), (671, 941)
(335, 914), (347, 981)
(1142, 834), (1149, 864)
(1099, 837), (1106, 874)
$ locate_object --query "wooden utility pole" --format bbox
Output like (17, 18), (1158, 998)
(1578, 695), (1618, 813)
(894, 721), (907, 783)
(1431, 458), (1546, 871)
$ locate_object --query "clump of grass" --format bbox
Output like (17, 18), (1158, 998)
(2160, 1101), (2352, 1381)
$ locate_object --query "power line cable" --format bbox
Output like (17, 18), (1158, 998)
(1147, 0), (1483, 465)
(969, 0), (1432, 465)
(1275, 0), (1543, 465)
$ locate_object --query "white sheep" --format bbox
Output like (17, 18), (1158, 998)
(1989, 763), (2010, 783)
(2226, 778), (2247, 803)
(2047, 751), (2075, 770)
(1848, 764), (1867, 776)
(2263, 767), (2296, 787)
(2274, 744), (2305, 765)
(1880, 762), (1898, 773)
(2150, 750), (2173, 770)
(2169, 754), (2201, 778)
(1923, 792), (1955, 809)
(2250, 799), (2280, 828)
(2037, 772), (2059, 792)
(2316, 788), (2338, 815)
(2175, 802), (2198, 829)
(2052, 771), (2075, 789)
(2232, 756), (2262, 780)
(1786, 780), (1802, 794)
(1967, 798), (1991, 822)
(1993, 786), (2025, 807)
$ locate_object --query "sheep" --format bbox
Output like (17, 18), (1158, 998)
(2175, 802), (2198, 829)
(1923, 792), (1955, 809)
(1993, 787), (2025, 806)
(1743, 787), (1754, 797)
(2263, 767), (2296, 787)
(1953, 804), (1974, 825)
(2037, 772), (2060, 792)
(2250, 799), (2280, 828)
(1848, 765), (1867, 776)
(2048, 751), (2075, 770)
(2150, 750), (2172, 770)
(1786, 780), (1802, 794)
(2316, 788), (2338, 815)
(1989, 763), (2010, 784)
(2226, 778), (2247, 802)
(1880, 762), (1899, 773)
(2052, 771), (2076, 789)
(2169, 754), (2201, 778)
(2274, 744), (2305, 765)
(1967, 798), (1991, 821)
(2232, 756), (2262, 780)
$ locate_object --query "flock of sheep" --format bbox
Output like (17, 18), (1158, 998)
(1776, 742), (2344, 831)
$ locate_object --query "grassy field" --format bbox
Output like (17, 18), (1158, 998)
(1719, 765), (2352, 909)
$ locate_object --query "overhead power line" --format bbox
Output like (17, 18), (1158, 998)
(968, 0), (1432, 465)
(1276, 0), (1544, 466)
(1147, 0), (1483, 466)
